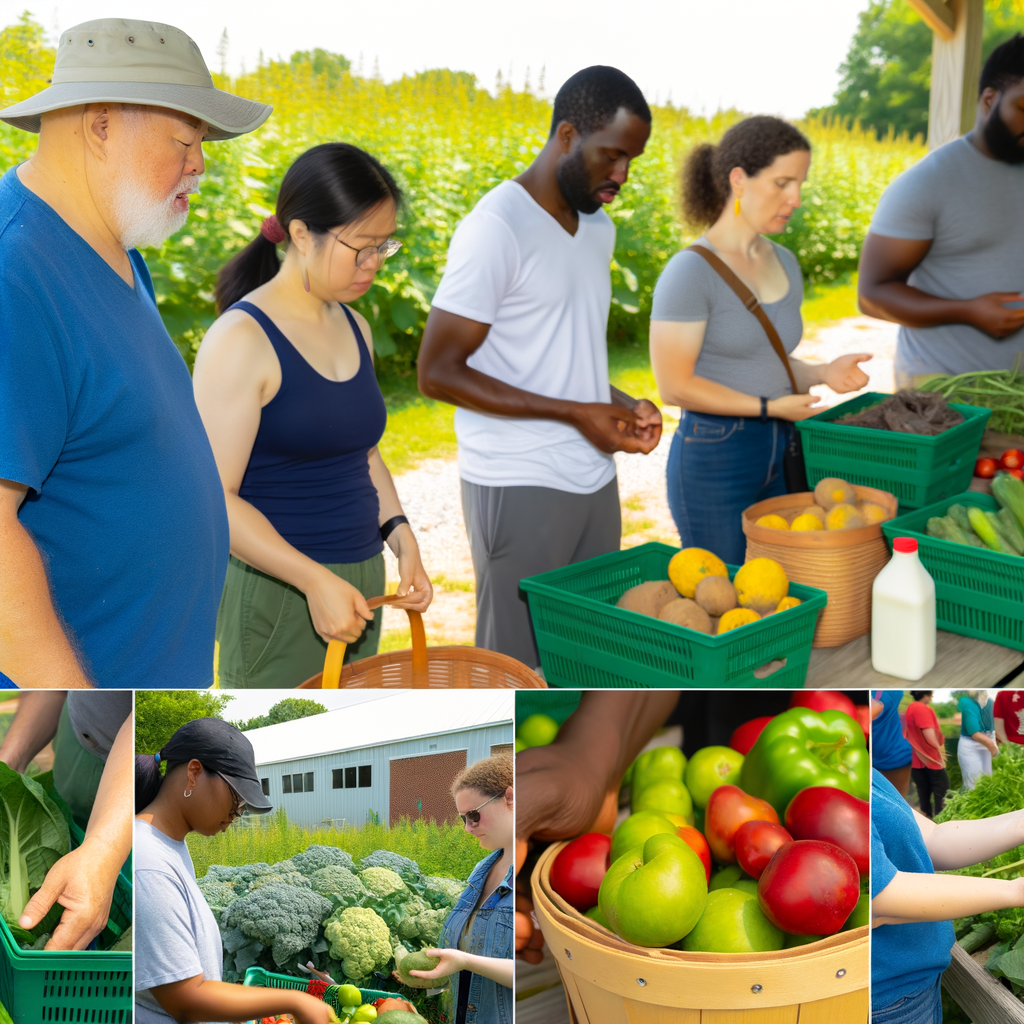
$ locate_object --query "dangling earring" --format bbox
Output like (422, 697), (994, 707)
(184, 787), (193, 798)
(734, 196), (742, 216)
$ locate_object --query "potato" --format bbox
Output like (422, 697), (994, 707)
(826, 503), (865, 530)
(814, 477), (856, 510)
(694, 575), (738, 617)
(802, 505), (827, 522)
(616, 580), (678, 617)
(658, 598), (713, 634)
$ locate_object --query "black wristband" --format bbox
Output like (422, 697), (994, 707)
(380, 515), (409, 542)
(760, 397), (769, 422)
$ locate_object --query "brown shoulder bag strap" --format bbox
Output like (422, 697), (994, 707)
(685, 244), (799, 395)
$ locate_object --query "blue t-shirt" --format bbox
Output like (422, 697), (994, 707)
(871, 769), (955, 1008)
(0, 169), (228, 688)
(872, 690), (914, 770)
(959, 695), (994, 737)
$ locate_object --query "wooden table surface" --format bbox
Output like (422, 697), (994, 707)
(805, 631), (1024, 688)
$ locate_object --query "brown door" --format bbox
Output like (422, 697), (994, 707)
(389, 750), (467, 825)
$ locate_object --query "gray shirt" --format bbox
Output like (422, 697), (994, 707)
(135, 819), (228, 1024)
(870, 136), (1024, 376)
(651, 241), (803, 401)
(66, 691), (131, 762)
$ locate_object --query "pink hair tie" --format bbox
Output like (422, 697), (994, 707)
(260, 215), (286, 244)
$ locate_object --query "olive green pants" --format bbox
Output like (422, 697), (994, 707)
(216, 553), (386, 689)
(52, 702), (103, 832)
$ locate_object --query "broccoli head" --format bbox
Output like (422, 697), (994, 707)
(359, 850), (420, 881)
(397, 905), (449, 948)
(196, 874), (239, 917)
(292, 845), (355, 876)
(323, 905), (392, 982)
(204, 862), (275, 893)
(421, 876), (466, 908)
(246, 861), (312, 892)
(360, 866), (410, 902)
(308, 865), (367, 905)
(221, 883), (333, 968)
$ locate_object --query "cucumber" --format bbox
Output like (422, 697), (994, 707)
(968, 505), (1015, 554)
(992, 472), (1024, 534)
(998, 507), (1024, 554)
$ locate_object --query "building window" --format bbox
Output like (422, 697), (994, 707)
(261, 778), (270, 796)
(332, 769), (343, 789)
(282, 775), (292, 794)
(345, 766), (357, 788)
(305, 772), (314, 792)
(293, 773), (304, 793)
(358, 765), (372, 788)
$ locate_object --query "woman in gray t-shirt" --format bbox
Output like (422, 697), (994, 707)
(650, 116), (871, 563)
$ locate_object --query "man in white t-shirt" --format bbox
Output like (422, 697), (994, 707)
(419, 66), (662, 667)
(858, 35), (1024, 382)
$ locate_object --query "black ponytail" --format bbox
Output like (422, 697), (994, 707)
(135, 752), (166, 814)
(215, 142), (403, 313)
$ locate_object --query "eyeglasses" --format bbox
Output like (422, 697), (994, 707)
(329, 230), (402, 269)
(459, 793), (501, 826)
(220, 776), (247, 821)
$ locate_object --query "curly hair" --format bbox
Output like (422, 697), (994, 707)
(451, 753), (513, 799)
(980, 33), (1024, 94)
(550, 65), (651, 139)
(681, 115), (810, 228)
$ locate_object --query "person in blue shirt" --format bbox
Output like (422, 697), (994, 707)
(0, 19), (271, 688)
(958, 690), (998, 790)
(871, 704), (1024, 1023)
(872, 690), (915, 797)
(407, 754), (514, 1024)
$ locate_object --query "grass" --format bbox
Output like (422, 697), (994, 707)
(802, 273), (861, 328)
(187, 806), (488, 880)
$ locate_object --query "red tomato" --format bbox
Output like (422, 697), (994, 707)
(735, 820), (793, 879)
(677, 824), (713, 884)
(1001, 449), (1024, 471)
(549, 833), (612, 911)
(729, 716), (775, 755)
(757, 840), (860, 935)
(789, 691), (856, 718)
(1008, 468), (1024, 481)
(853, 704), (871, 739)
(975, 457), (999, 478)
(784, 787), (870, 876)
(705, 785), (780, 864)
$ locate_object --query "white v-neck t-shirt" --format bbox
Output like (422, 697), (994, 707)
(431, 180), (617, 494)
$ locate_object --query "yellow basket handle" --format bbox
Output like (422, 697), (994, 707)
(322, 594), (428, 688)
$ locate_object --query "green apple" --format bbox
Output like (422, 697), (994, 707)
(683, 746), (745, 810)
(632, 779), (694, 823)
(631, 746), (686, 798)
(709, 865), (755, 892)
(514, 738), (526, 753)
(517, 713), (559, 747)
(784, 933), (822, 948)
(843, 891), (870, 930)
(682, 888), (784, 953)
(610, 810), (676, 862)
(599, 833), (708, 947)
(585, 904), (610, 929)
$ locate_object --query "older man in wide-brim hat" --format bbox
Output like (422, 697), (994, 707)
(0, 20), (271, 690)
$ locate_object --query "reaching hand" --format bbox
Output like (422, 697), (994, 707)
(767, 393), (822, 422)
(408, 947), (467, 979)
(967, 293), (1024, 339)
(304, 569), (373, 644)
(822, 353), (872, 394)
(392, 538), (434, 614)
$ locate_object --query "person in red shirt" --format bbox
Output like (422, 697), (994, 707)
(904, 691), (949, 818)
(994, 688), (1024, 746)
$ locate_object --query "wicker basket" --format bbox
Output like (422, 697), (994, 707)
(299, 595), (547, 689)
(742, 485), (898, 648)
(531, 842), (868, 1024)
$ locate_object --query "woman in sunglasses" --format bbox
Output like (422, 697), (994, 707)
(133, 718), (333, 1024)
(405, 754), (514, 1024)
(194, 143), (432, 688)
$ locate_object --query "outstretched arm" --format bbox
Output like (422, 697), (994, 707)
(873, 871), (1024, 927)
(0, 691), (66, 770)
(918, 806), (1024, 872)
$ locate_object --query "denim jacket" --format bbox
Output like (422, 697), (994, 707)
(440, 848), (513, 1024)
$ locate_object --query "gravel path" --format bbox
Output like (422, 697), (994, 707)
(381, 316), (900, 646)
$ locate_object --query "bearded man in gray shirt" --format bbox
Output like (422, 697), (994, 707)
(858, 34), (1024, 383)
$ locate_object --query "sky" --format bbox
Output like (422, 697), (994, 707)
(4, 0), (872, 117)
(220, 689), (394, 723)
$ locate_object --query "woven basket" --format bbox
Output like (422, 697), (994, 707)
(531, 841), (868, 1024)
(299, 595), (547, 689)
(742, 485), (898, 648)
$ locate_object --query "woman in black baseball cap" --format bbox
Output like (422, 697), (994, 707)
(134, 717), (333, 1024)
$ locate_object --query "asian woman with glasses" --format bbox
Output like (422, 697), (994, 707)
(194, 143), (432, 688)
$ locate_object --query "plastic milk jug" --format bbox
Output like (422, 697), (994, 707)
(871, 537), (936, 680)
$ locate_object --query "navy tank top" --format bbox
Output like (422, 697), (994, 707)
(232, 301), (387, 563)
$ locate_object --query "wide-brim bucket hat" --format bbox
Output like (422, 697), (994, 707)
(0, 18), (271, 141)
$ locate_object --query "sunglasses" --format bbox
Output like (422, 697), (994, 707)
(459, 793), (501, 826)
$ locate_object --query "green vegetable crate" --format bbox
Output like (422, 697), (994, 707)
(521, 542), (827, 688)
(882, 492), (1024, 650)
(243, 966), (390, 1020)
(796, 391), (990, 509)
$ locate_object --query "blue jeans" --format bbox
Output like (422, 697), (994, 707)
(667, 412), (790, 566)
(872, 978), (942, 1024)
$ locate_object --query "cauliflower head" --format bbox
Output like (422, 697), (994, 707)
(422, 876), (466, 908)
(221, 883), (333, 968)
(359, 850), (420, 881)
(308, 865), (367, 905)
(292, 845), (355, 876)
(323, 905), (392, 981)
(359, 866), (409, 902)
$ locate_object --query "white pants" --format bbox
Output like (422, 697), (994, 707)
(958, 733), (993, 790)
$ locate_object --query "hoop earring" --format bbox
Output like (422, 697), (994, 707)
(734, 196), (741, 216)
(184, 788), (193, 798)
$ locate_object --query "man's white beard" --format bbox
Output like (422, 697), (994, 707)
(111, 169), (199, 251)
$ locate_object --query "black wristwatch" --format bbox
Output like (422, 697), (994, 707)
(760, 397), (769, 422)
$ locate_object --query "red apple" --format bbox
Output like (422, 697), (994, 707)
(757, 840), (860, 935)
(677, 824), (712, 884)
(853, 704), (871, 739)
(789, 690), (856, 718)
(549, 833), (612, 912)
(705, 785), (780, 864)
(784, 787), (869, 877)
(730, 716), (774, 756)
(735, 820), (793, 879)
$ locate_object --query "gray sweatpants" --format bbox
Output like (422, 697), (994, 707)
(460, 477), (621, 668)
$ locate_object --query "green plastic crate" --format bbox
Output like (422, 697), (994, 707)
(521, 542), (826, 688)
(882, 491), (1024, 650)
(243, 966), (390, 1019)
(516, 691), (581, 730)
(795, 392), (990, 509)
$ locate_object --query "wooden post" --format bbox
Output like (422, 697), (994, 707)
(922, 0), (984, 149)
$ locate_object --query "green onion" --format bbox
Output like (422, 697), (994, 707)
(919, 362), (1024, 436)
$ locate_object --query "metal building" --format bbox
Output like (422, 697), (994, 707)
(244, 690), (514, 830)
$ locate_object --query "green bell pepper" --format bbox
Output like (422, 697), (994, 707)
(737, 708), (869, 817)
